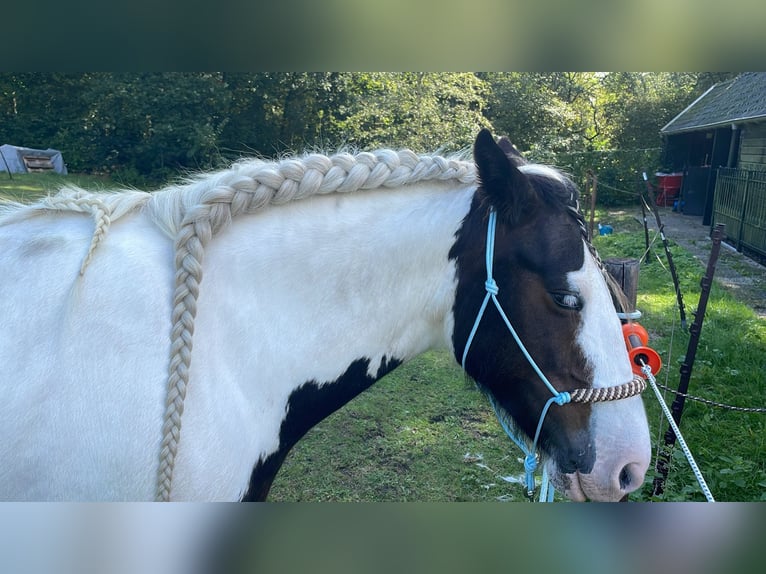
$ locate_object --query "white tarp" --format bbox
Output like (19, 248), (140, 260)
(0, 144), (67, 174)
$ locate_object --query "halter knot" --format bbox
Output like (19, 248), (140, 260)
(553, 392), (571, 406)
(524, 453), (538, 473)
(524, 453), (539, 498)
(484, 278), (499, 295)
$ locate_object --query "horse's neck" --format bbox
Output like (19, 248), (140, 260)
(197, 182), (473, 388)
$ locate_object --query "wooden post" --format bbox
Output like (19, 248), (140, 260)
(588, 171), (597, 241)
(604, 258), (640, 314)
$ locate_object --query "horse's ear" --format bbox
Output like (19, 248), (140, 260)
(473, 129), (537, 224)
(497, 136), (527, 165)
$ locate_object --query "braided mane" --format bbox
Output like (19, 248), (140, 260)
(146, 148), (476, 500)
(1, 147), (476, 500)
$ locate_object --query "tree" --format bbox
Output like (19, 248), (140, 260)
(80, 73), (231, 182)
(600, 73), (689, 150)
(0, 73), (89, 162)
(335, 73), (489, 152)
(0, 72), (742, 192)
(220, 73), (356, 157)
(220, 73), (490, 156)
(480, 72), (607, 161)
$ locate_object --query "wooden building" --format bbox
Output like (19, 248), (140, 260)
(661, 72), (766, 259)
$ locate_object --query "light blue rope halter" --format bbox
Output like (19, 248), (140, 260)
(460, 208), (647, 501)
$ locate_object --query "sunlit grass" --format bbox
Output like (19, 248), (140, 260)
(0, 172), (115, 204)
(269, 351), (534, 502)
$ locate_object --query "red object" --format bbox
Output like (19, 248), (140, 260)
(622, 323), (662, 376)
(654, 173), (683, 207)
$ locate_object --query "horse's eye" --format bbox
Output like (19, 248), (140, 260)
(551, 291), (583, 311)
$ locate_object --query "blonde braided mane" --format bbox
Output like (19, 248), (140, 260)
(150, 149), (476, 500)
(0, 147), (476, 501)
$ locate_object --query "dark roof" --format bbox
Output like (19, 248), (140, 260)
(661, 72), (766, 135)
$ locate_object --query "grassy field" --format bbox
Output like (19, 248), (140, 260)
(3, 174), (764, 501)
(0, 172), (117, 203)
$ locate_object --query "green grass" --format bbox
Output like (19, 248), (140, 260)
(272, 210), (765, 502)
(0, 172), (116, 203)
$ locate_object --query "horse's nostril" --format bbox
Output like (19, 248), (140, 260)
(619, 463), (642, 490)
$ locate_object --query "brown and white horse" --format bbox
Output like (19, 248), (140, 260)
(0, 129), (650, 501)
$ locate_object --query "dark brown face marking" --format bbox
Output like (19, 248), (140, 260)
(449, 129), (597, 475)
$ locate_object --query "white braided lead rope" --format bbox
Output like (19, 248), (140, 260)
(642, 362), (715, 502)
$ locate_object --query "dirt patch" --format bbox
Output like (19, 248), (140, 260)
(610, 207), (766, 318)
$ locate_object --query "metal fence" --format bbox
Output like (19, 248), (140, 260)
(713, 167), (766, 259)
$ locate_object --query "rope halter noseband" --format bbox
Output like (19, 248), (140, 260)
(460, 208), (646, 500)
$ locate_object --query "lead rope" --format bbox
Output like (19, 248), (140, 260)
(641, 361), (715, 502)
(461, 208), (647, 501)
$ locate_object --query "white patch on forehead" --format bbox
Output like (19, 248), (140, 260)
(557, 242), (652, 500)
(566, 242), (634, 389)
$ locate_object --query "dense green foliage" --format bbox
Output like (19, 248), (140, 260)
(0, 73), (737, 194)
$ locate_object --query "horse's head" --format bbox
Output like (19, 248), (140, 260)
(451, 129), (651, 501)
